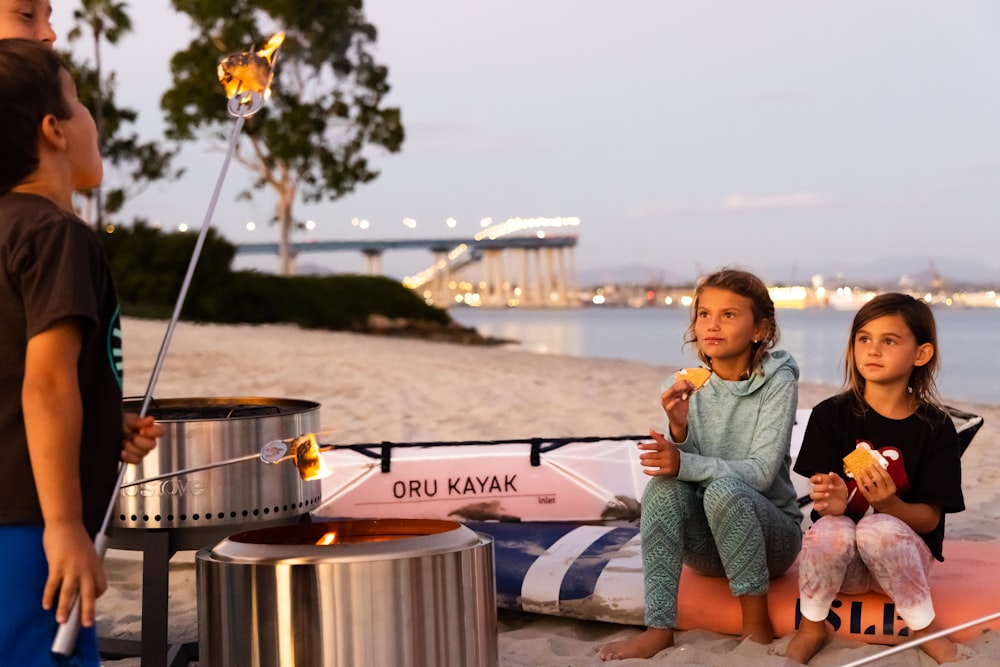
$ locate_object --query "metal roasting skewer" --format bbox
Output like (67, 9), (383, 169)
(837, 609), (1000, 666)
(52, 49), (280, 652)
(121, 433), (335, 486)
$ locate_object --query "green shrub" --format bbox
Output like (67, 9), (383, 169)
(99, 223), (453, 331)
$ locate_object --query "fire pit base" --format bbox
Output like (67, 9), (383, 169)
(197, 518), (497, 667)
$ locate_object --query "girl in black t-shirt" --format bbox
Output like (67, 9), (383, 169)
(784, 293), (964, 665)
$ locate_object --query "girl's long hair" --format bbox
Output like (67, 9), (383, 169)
(683, 268), (777, 377)
(844, 292), (942, 411)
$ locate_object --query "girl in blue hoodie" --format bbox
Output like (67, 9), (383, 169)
(600, 268), (802, 661)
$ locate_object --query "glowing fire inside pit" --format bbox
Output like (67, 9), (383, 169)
(227, 518), (469, 548)
(314, 530), (406, 545)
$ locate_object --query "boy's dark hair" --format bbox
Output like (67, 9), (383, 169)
(844, 292), (942, 411)
(684, 267), (778, 376)
(0, 39), (72, 196)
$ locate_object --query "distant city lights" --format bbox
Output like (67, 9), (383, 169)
(474, 216), (580, 242)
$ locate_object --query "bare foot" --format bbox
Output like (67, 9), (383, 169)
(739, 594), (775, 644)
(598, 627), (674, 661)
(913, 624), (958, 664)
(784, 619), (830, 664)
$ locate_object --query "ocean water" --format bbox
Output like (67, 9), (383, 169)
(449, 306), (1000, 406)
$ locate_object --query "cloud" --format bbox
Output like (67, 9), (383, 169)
(721, 192), (829, 212)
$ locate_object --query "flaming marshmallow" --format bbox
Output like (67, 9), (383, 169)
(292, 432), (331, 481)
(217, 31), (285, 100)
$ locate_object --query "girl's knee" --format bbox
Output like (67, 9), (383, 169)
(701, 477), (752, 516)
(855, 514), (923, 561)
(802, 515), (857, 557)
(856, 514), (909, 548)
(644, 476), (690, 499)
(642, 478), (698, 520)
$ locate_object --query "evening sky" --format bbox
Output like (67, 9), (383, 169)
(53, 1), (1000, 283)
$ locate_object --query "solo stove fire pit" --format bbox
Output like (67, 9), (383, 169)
(115, 396), (322, 542)
(197, 518), (497, 667)
(103, 397), (321, 667)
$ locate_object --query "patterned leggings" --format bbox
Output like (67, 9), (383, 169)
(640, 476), (802, 629)
(797, 513), (936, 631)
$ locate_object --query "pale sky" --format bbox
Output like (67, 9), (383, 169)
(53, 1), (1000, 282)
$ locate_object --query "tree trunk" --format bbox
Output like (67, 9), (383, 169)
(277, 187), (296, 276)
(93, 30), (104, 230)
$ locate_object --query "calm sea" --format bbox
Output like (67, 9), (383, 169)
(449, 307), (1000, 406)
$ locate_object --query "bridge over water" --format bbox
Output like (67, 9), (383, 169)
(234, 227), (579, 308)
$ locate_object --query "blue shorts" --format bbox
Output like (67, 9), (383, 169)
(0, 525), (99, 667)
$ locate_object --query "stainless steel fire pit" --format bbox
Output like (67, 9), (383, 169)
(197, 518), (497, 667)
(116, 397), (321, 538)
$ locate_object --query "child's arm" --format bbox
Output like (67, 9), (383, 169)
(22, 318), (107, 627)
(660, 380), (693, 443)
(857, 463), (942, 534)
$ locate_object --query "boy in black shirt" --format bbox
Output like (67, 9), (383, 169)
(0, 38), (157, 665)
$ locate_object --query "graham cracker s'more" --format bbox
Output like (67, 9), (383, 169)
(842, 444), (889, 479)
(675, 367), (712, 393)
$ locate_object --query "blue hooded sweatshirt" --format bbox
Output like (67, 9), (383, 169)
(664, 349), (802, 523)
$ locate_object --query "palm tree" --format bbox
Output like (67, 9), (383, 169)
(68, 0), (133, 228)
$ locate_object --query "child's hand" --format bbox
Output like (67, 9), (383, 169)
(41, 522), (107, 627)
(660, 381), (692, 441)
(810, 472), (848, 515)
(121, 413), (162, 464)
(638, 429), (680, 477)
(855, 462), (897, 506)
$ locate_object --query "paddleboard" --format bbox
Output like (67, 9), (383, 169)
(468, 520), (1000, 645)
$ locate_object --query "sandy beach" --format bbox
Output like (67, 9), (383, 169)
(97, 317), (1000, 666)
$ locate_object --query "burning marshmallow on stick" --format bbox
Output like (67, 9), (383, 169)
(218, 31), (285, 106)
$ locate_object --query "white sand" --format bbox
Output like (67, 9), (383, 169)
(97, 317), (1000, 666)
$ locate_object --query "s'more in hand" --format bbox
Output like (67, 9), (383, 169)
(675, 367), (712, 400)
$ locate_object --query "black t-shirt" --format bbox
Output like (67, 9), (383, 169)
(793, 394), (964, 561)
(0, 192), (123, 537)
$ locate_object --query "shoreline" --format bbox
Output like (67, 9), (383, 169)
(96, 317), (999, 666)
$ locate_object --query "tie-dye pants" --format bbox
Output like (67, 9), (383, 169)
(797, 513), (936, 631)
